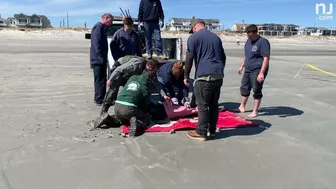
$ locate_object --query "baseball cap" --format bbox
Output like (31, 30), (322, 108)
(189, 18), (205, 34)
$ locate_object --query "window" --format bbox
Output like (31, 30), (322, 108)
(18, 18), (27, 23)
(31, 19), (41, 23)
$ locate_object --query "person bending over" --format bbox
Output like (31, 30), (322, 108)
(156, 61), (190, 107)
(101, 55), (147, 114)
(113, 59), (159, 137)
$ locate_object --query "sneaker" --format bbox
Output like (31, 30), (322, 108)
(143, 53), (152, 59)
(186, 130), (206, 141)
(156, 54), (166, 60)
(128, 117), (139, 137)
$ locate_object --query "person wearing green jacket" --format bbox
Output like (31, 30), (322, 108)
(114, 59), (159, 137)
(92, 59), (159, 137)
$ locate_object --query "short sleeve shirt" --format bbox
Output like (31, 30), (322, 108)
(244, 36), (270, 72)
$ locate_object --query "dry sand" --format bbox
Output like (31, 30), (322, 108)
(0, 29), (336, 189)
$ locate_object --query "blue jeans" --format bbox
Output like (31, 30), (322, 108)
(143, 22), (163, 56)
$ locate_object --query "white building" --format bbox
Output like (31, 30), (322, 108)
(167, 17), (221, 32)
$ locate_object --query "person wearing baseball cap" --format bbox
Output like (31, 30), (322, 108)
(184, 17), (226, 141)
(156, 61), (190, 107)
(110, 16), (142, 62)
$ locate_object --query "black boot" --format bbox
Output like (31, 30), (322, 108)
(128, 117), (139, 137)
(92, 112), (111, 130)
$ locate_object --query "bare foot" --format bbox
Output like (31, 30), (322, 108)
(238, 106), (245, 113)
(248, 111), (258, 118)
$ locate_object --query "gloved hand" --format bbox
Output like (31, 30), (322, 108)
(159, 20), (164, 28)
(181, 97), (191, 108)
(138, 22), (144, 31)
(171, 97), (179, 105)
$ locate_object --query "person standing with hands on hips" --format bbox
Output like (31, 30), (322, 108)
(138, 0), (165, 59)
(90, 13), (114, 105)
(238, 24), (271, 118)
(184, 19), (226, 141)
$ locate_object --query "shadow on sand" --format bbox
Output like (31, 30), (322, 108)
(211, 119), (272, 140)
(210, 101), (304, 140)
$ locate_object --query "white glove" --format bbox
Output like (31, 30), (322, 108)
(184, 102), (191, 108)
(159, 20), (164, 28)
(171, 97), (179, 105)
(138, 22), (144, 30)
(181, 97), (190, 108)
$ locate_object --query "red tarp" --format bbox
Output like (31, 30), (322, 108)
(121, 110), (259, 134)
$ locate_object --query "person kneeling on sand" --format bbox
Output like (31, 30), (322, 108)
(156, 61), (190, 107)
(101, 55), (147, 114)
(93, 59), (159, 137)
(114, 59), (159, 137)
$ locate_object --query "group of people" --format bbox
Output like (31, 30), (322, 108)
(90, 0), (165, 106)
(89, 1), (271, 141)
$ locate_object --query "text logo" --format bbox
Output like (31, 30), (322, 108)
(316, 3), (333, 20)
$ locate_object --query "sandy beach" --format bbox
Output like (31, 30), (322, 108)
(0, 29), (336, 189)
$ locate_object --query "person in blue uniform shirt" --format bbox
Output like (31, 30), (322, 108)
(156, 61), (190, 107)
(90, 13), (114, 105)
(184, 19), (226, 141)
(110, 17), (142, 62)
(237, 24), (271, 118)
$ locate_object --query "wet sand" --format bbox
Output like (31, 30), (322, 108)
(0, 31), (336, 189)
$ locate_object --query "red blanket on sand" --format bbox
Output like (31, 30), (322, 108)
(121, 110), (259, 134)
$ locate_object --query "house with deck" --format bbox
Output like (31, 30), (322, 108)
(256, 23), (299, 36)
(167, 17), (221, 32)
(231, 23), (250, 32)
(298, 27), (336, 36)
(0, 17), (7, 27)
(8, 13), (51, 28)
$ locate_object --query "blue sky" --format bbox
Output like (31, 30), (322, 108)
(0, 0), (335, 28)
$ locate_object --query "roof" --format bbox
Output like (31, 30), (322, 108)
(256, 23), (299, 27)
(170, 17), (220, 23)
(0, 18), (6, 21)
(13, 13), (48, 19)
(38, 15), (48, 20)
(14, 13), (28, 19)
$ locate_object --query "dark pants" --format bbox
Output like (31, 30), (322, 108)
(190, 89), (197, 108)
(93, 64), (107, 103)
(102, 78), (127, 112)
(240, 70), (267, 99)
(114, 103), (147, 128)
(194, 79), (223, 137)
(143, 22), (163, 56)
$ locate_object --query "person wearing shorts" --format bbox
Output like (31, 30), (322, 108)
(237, 24), (271, 118)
